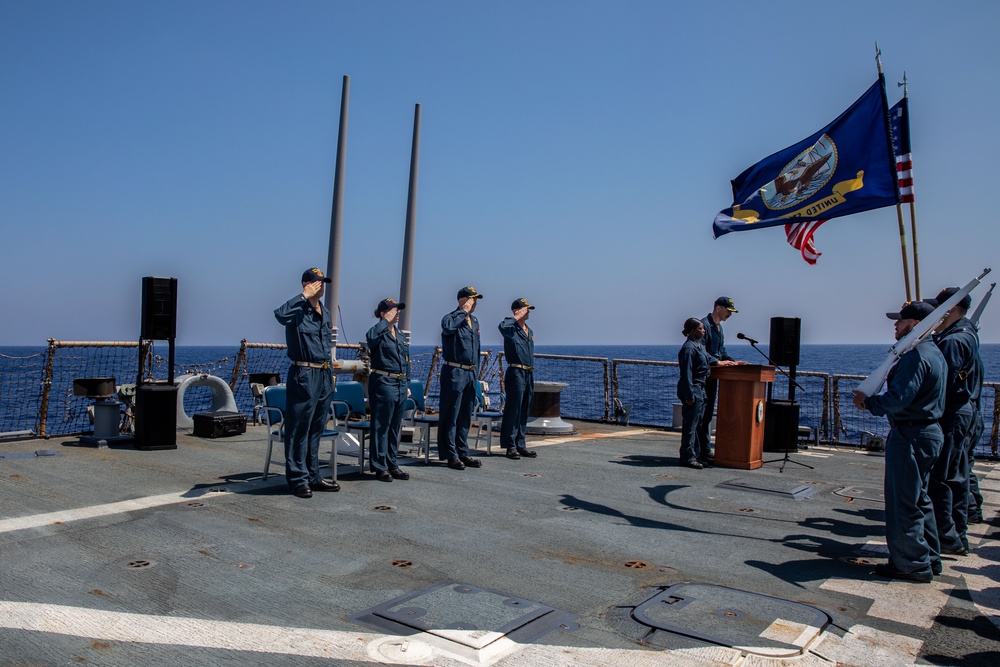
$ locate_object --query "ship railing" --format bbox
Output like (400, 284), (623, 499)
(4, 341), (997, 457)
(830, 375), (999, 458)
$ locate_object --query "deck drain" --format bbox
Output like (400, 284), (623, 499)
(371, 505), (396, 512)
(392, 559), (414, 568)
(234, 563), (255, 570)
(738, 508), (755, 512)
(125, 560), (155, 569)
(207, 487), (228, 493)
(625, 560), (651, 569)
(654, 474), (676, 478)
(186, 502), (205, 507)
(558, 506), (580, 512)
(521, 473), (539, 477)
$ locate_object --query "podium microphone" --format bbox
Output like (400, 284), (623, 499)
(736, 332), (759, 345)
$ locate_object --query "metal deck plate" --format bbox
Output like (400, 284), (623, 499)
(352, 581), (578, 654)
(832, 485), (885, 503)
(718, 477), (820, 500)
(632, 583), (829, 656)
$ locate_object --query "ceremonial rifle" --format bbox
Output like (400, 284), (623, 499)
(970, 282), (996, 331)
(855, 267), (992, 397)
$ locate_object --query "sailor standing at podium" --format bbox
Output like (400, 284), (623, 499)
(698, 296), (742, 464)
(853, 301), (946, 582)
(678, 318), (711, 469)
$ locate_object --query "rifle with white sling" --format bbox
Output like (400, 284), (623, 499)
(855, 267), (992, 397)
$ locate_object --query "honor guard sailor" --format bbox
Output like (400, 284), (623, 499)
(853, 301), (947, 582)
(927, 287), (984, 555)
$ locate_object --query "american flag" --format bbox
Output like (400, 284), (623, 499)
(889, 97), (914, 203)
(784, 219), (825, 265)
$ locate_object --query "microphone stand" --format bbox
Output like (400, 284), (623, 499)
(742, 338), (804, 392)
(741, 338), (812, 472)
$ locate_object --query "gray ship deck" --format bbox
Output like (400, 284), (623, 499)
(2, 422), (998, 666)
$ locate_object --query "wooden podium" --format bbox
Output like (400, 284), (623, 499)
(710, 364), (775, 469)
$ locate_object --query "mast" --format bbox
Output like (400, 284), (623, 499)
(398, 104), (421, 347)
(325, 75), (350, 359)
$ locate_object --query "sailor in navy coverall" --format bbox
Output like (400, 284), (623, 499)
(698, 297), (740, 463)
(273, 268), (339, 498)
(366, 298), (412, 482)
(499, 298), (537, 460)
(438, 286), (484, 470)
(677, 318), (711, 469)
(928, 287), (984, 553)
(854, 301), (946, 582)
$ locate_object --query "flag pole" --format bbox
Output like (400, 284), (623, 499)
(877, 43), (913, 302)
(898, 73), (921, 299)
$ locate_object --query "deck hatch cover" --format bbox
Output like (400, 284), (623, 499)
(352, 581), (578, 652)
(833, 485), (885, 503)
(717, 477), (819, 500)
(632, 583), (829, 656)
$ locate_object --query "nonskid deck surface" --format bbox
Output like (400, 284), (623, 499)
(1, 423), (997, 666)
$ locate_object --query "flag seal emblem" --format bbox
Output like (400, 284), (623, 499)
(760, 136), (838, 210)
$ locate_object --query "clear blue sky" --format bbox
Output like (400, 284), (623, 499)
(2, 1), (997, 347)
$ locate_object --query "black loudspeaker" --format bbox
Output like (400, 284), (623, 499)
(764, 400), (800, 453)
(135, 383), (178, 450)
(141, 277), (178, 340)
(769, 317), (801, 367)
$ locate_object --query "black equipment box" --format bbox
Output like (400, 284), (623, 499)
(193, 411), (247, 439)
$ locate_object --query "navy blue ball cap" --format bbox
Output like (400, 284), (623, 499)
(715, 296), (737, 313)
(457, 285), (484, 299)
(377, 297), (405, 313)
(302, 267), (332, 284)
(511, 298), (535, 311)
(886, 300), (935, 321)
(926, 287), (972, 310)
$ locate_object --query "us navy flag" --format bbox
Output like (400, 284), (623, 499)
(713, 81), (898, 238)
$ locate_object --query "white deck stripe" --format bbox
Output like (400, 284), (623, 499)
(0, 488), (231, 535)
(0, 601), (375, 661)
(0, 600), (741, 666)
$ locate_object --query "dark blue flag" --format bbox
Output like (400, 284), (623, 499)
(713, 81), (898, 239)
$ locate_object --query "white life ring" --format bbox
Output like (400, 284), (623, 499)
(174, 373), (239, 429)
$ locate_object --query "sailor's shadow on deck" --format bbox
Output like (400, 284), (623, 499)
(612, 454), (679, 467)
(559, 492), (702, 533)
(559, 486), (882, 587)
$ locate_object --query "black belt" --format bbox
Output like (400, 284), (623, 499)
(893, 418), (937, 427)
(372, 369), (406, 380)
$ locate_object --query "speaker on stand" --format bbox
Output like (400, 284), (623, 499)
(135, 277), (179, 451)
(763, 317), (812, 472)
